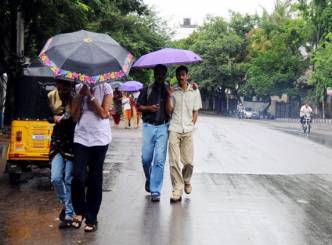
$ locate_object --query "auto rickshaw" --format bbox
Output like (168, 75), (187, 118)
(6, 62), (55, 184)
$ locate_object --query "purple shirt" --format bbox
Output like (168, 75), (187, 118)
(74, 83), (113, 147)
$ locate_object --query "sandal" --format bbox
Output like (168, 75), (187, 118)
(59, 219), (73, 229)
(71, 215), (84, 229)
(84, 224), (97, 232)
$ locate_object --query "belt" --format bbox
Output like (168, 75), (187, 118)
(144, 120), (168, 125)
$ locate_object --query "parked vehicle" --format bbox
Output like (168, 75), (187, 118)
(5, 63), (55, 184)
(243, 107), (259, 119)
(6, 120), (53, 184)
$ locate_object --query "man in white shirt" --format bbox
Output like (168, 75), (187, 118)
(167, 65), (202, 203)
(300, 103), (313, 124)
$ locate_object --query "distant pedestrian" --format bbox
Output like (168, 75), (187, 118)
(47, 78), (75, 229)
(137, 64), (173, 202)
(71, 83), (113, 232)
(167, 65), (202, 203)
(130, 92), (141, 128)
(122, 92), (132, 128)
(111, 87), (122, 127)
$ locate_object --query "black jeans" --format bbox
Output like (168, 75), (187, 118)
(72, 143), (108, 225)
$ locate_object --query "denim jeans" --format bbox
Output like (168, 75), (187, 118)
(142, 123), (169, 196)
(72, 143), (108, 226)
(51, 153), (74, 219)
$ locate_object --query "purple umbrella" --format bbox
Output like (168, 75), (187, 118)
(132, 48), (202, 68)
(120, 81), (143, 92)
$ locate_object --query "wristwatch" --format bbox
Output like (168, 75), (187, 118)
(90, 96), (96, 102)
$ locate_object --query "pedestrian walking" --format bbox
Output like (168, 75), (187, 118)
(137, 64), (173, 202)
(130, 92), (141, 128)
(47, 78), (76, 229)
(167, 65), (202, 203)
(111, 87), (122, 127)
(70, 83), (113, 232)
(122, 92), (132, 128)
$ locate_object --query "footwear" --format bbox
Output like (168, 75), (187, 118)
(184, 183), (192, 194)
(72, 215), (84, 229)
(84, 224), (97, 232)
(59, 207), (66, 221)
(145, 180), (150, 193)
(170, 195), (182, 203)
(151, 195), (160, 202)
(59, 219), (73, 229)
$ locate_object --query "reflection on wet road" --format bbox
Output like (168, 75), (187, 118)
(1, 116), (332, 244)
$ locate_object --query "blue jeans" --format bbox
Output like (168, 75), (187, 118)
(51, 153), (74, 219)
(142, 123), (169, 196)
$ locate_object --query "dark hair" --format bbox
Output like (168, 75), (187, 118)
(154, 64), (167, 73)
(55, 77), (72, 86)
(176, 65), (188, 75)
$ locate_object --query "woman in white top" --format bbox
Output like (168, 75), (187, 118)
(70, 83), (113, 232)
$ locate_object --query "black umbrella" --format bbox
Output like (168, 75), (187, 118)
(39, 30), (134, 85)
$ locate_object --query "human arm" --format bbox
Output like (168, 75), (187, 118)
(71, 85), (85, 122)
(192, 110), (198, 124)
(137, 87), (160, 112)
(166, 85), (174, 115)
(192, 89), (202, 124)
(89, 94), (112, 119)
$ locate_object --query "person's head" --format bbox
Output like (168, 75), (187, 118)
(55, 78), (72, 101)
(115, 87), (119, 92)
(305, 103), (309, 107)
(176, 65), (189, 85)
(154, 64), (167, 84)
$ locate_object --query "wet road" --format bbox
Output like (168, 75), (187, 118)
(1, 115), (332, 244)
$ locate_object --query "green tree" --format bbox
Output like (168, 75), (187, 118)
(310, 33), (332, 111)
(243, 0), (309, 102)
(0, 0), (169, 123)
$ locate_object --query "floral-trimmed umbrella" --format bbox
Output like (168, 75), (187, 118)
(120, 81), (143, 92)
(132, 48), (202, 68)
(39, 30), (134, 85)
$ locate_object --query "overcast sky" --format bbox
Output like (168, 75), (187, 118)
(144, 0), (276, 26)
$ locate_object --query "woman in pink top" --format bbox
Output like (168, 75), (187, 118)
(70, 83), (113, 232)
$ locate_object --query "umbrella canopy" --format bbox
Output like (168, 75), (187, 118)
(109, 81), (123, 89)
(39, 30), (134, 85)
(120, 81), (143, 92)
(132, 48), (202, 68)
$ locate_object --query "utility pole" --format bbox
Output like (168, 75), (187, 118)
(16, 11), (24, 68)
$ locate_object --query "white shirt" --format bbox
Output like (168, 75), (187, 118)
(122, 97), (131, 110)
(169, 84), (202, 133)
(74, 83), (113, 147)
(300, 105), (312, 117)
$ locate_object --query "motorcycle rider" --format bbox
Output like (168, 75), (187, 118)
(300, 103), (313, 124)
(237, 102), (244, 119)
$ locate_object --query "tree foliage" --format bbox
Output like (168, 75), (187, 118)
(310, 33), (332, 101)
(0, 0), (170, 122)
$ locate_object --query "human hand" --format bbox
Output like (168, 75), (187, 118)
(79, 84), (92, 97)
(166, 85), (173, 97)
(149, 104), (160, 112)
(54, 115), (62, 124)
